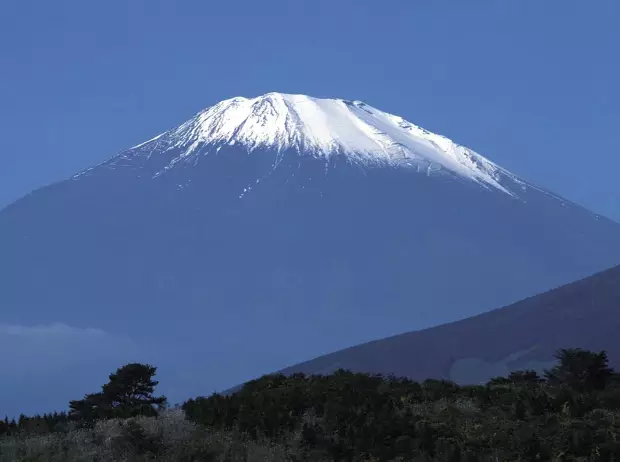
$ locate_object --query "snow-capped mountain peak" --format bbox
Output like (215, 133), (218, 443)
(6, 93), (620, 418)
(127, 93), (515, 194)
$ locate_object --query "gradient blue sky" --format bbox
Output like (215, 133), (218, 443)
(1, 0), (618, 221)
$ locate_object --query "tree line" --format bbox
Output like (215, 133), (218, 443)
(3, 348), (620, 460)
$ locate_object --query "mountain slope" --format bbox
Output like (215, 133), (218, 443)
(1, 92), (620, 410)
(278, 264), (620, 384)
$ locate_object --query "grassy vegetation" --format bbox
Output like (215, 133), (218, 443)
(3, 348), (620, 461)
(0, 409), (298, 461)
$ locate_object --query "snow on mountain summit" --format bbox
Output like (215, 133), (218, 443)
(124, 93), (515, 194)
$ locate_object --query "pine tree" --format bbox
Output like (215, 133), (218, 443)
(69, 363), (167, 421)
(544, 348), (613, 391)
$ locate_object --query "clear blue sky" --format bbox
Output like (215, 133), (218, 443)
(1, 0), (618, 222)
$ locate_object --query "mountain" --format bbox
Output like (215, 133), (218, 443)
(277, 264), (620, 385)
(1, 92), (620, 412)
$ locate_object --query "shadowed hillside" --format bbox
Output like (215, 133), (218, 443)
(277, 264), (620, 385)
